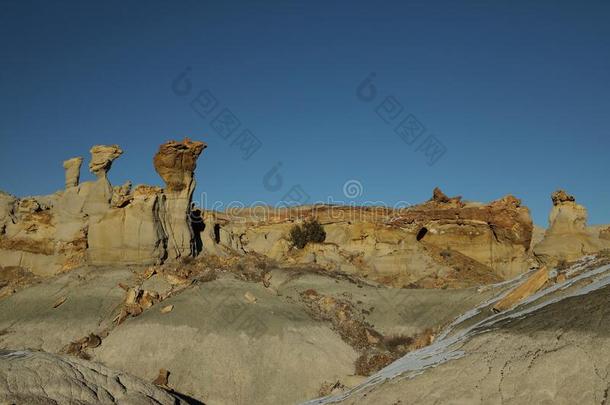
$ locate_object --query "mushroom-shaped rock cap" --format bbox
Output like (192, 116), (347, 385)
(89, 145), (123, 177)
(551, 189), (576, 206)
(429, 187), (463, 205)
(153, 138), (207, 192)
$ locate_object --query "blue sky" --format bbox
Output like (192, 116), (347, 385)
(1, 0), (609, 225)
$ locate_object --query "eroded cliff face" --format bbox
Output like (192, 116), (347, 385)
(388, 191), (533, 279)
(0, 139), (206, 276)
(533, 190), (610, 264)
(0, 141), (562, 288)
(196, 188), (535, 285)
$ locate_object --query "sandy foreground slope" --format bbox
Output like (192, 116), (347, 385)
(0, 261), (496, 404)
(307, 255), (610, 405)
(1, 254), (609, 404)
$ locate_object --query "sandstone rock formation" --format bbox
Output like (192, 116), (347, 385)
(533, 189), (610, 264)
(551, 189), (575, 205)
(111, 180), (133, 208)
(0, 140), (207, 274)
(62, 157), (83, 189)
(389, 190), (533, 278)
(325, 255), (610, 405)
(89, 145), (123, 179)
(153, 138), (206, 193)
(429, 186), (463, 206)
(0, 258), (494, 405)
(0, 350), (187, 404)
(0, 145), (534, 283)
(600, 226), (610, 241)
(88, 185), (167, 265)
(196, 188), (534, 283)
(154, 138), (206, 259)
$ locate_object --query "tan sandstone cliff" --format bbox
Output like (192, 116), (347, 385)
(0, 139), (206, 275)
(1, 140), (541, 287)
(533, 189), (610, 265)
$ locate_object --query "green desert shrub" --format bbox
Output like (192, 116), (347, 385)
(289, 219), (326, 249)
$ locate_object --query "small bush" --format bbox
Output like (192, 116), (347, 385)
(354, 351), (396, 376)
(440, 248), (452, 259)
(383, 334), (415, 353)
(289, 219), (326, 249)
(556, 259), (569, 270)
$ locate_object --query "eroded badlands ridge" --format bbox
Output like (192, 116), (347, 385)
(1, 140), (610, 404)
(1, 139), (609, 286)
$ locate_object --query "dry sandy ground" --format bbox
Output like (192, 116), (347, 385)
(309, 255), (610, 405)
(0, 263), (496, 404)
(2, 254), (609, 404)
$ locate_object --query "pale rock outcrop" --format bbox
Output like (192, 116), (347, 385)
(429, 186), (463, 206)
(203, 189), (533, 284)
(0, 193), (62, 276)
(0, 139), (209, 274)
(88, 185), (167, 265)
(0, 350), (186, 404)
(0, 143), (535, 284)
(81, 145), (124, 219)
(154, 138), (206, 259)
(534, 189), (610, 264)
(389, 189), (533, 279)
(62, 157), (83, 189)
(88, 145), (123, 179)
(0, 192), (16, 235)
(111, 180), (133, 208)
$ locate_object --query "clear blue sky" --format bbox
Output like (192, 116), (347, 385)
(1, 0), (609, 226)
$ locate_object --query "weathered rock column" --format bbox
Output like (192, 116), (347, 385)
(533, 189), (610, 264)
(62, 157), (83, 189)
(83, 145), (123, 219)
(154, 138), (206, 259)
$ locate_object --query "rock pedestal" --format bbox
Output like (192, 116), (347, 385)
(534, 190), (610, 264)
(62, 157), (83, 189)
(154, 138), (206, 260)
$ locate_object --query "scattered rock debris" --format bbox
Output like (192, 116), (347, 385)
(300, 289), (437, 376)
(319, 380), (345, 396)
(153, 368), (170, 387)
(244, 291), (257, 303)
(62, 333), (103, 360)
(52, 296), (67, 308)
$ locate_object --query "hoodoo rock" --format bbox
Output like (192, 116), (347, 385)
(551, 189), (576, 205)
(153, 138), (206, 193)
(154, 138), (206, 259)
(89, 145), (123, 179)
(62, 157), (83, 189)
(429, 187), (463, 206)
(534, 189), (610, 264)
(8, 143), (609, 288)
(0, 139), (207, 275)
